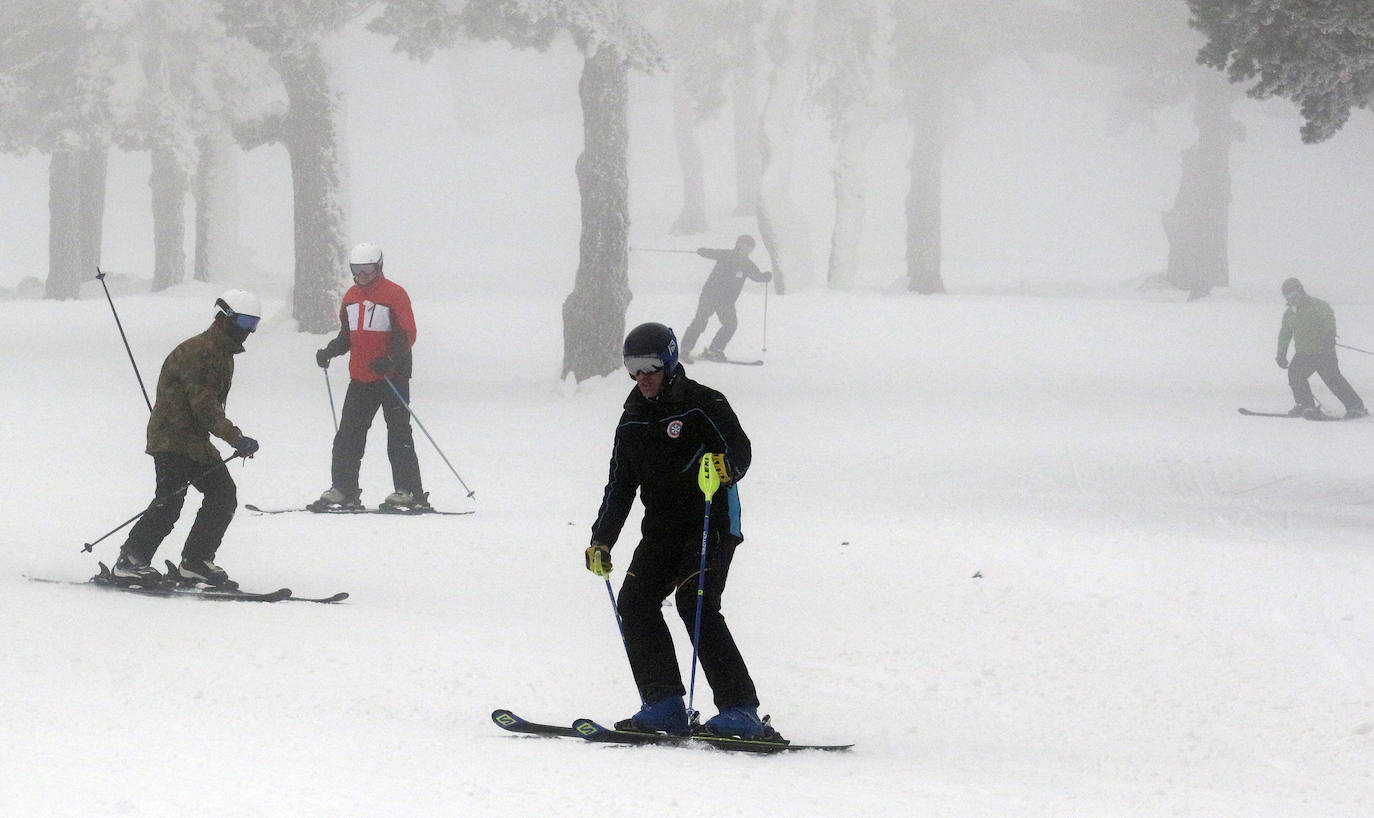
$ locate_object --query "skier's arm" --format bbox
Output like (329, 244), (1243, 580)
(321, 305), (351, 358)
(183, 351), (243, 446)
(742, 258), (772, 283)
(702, 395), (751, 483)
(590, 421), (640, 547)
(1315, 301), (1338, 349)
(697, 248), (730, 261)
(1277, 310), (1294, 358)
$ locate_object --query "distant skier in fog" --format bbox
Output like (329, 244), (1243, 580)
(1275, 277), (1367, 419)
(679, 235), (772, 362)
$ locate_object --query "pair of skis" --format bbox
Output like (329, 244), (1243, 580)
(491, 709), (851, 754)
(1238, 407), (1364, 421)
(27, 561), (347, 603)
(245, 503), (472, 517)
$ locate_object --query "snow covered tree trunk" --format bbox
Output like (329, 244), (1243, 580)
(276, 40), (349, 333)
(46, 146), (106, 300)
(758, 0), (816, 294)
(46, 151), (83, 300)
(194, 121), (240, 284)
(1162, 73), (1239, 299)
(79, 147), (107, 288)
(562, 45), (633, 382)
(670, 71), (708, 235)
(827, 113), (877, 290)
(731, 54), (761, 217)
(149, 146), (188, 291)
(905, 81), (945, 294)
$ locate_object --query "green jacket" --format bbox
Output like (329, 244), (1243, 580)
(145, 325), (244, 463)
(1278, 295), (1338, 357)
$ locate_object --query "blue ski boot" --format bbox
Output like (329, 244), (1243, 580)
(702, 705), (777, 740)
(614, 696), (689, 735)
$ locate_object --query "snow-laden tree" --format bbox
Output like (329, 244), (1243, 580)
(652, 0), (766, 234)
(220, 0), (369, 332)
(812, 0), (896, 290)
(116, 1), (280, 290)
(1065, 0), (1244, 299)
(890, 2), (1065, 295)
(373, 0), (663, 382)
(1188, 0), (1374, 144)
(0, 1), (125, 300)
(758, 0), (817, 293)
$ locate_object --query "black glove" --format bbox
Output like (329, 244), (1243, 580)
(233, 436), (259, 458)
(369, 356), (395, 374)
(1275, 353), (1289, 370)
(316, 348), (332, 369)
(585, 543), (612, 578)
(761, 271), (773, 282)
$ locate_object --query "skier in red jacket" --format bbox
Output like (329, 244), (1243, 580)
(311, 242), (428, 512)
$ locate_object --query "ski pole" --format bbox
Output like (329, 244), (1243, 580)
(95, 267), (153, 413)
(630, 247), (697, 255)
(1337, 342), (1374, 356)
(601, 576), (644, 706)
(81, 453), (240, 553)
(382, 376), (476, 498)
(323, 367), (338, 434)
(761, 280), (769, 355)
(686, 453), (722, 722)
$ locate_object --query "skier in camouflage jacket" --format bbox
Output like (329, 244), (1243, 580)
(113, 291), (261, 586)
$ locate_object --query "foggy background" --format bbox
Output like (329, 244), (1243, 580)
(4, 14), (1374, 304)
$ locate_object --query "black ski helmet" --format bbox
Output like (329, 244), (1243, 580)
(623, 322), (679, 374)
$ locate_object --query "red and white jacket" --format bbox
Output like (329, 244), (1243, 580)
(324, 276), (417, 383)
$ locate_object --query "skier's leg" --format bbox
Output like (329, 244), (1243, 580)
(673, 538), (758, 710)
(181, 458), (237, 563)
(707, 303), (739, 355)
(380, 378), (423, 494)
(331, 381), (383, 493)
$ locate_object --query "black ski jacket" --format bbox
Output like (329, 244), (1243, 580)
(697, 248), (769, 305)
(592, 365), (751, 550)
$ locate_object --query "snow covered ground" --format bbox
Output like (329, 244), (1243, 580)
(4, 281), (1374, 816)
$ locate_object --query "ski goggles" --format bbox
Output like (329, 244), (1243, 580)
(231, 313), (260, 333)
(625, 355), (665, 376)
(350, 262), (382, 277)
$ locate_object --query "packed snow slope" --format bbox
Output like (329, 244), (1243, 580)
(3, 281), (1373, 816)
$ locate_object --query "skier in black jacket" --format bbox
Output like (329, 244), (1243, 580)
(680, 235), (772, 362)
(584, 322), (775, 739)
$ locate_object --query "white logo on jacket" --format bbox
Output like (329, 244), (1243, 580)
(346, 301), (393, 331)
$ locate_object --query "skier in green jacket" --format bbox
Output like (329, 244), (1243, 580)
(1276, 278), (1367, 419)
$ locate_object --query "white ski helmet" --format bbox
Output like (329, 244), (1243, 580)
(349, 242), (383, 267)
(214, 288), (262, 322)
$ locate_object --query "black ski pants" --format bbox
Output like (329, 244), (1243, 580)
(681, 297), (739, 356)
(331, 378), (423, 496)
(1288, 351), (1366, 413)
(122, 454), (236, 564)
(616, 532), (759, 712)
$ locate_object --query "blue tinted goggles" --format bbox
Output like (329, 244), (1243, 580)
(625, 355), (664, 376)
(232, 313), (260, 333)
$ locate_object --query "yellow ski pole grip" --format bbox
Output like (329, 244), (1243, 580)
(698, 453), (721, 499)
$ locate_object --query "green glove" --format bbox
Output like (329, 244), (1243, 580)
(585, 543), (612, 578)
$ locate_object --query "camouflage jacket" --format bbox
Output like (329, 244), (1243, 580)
(145, 325), (244, 462)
